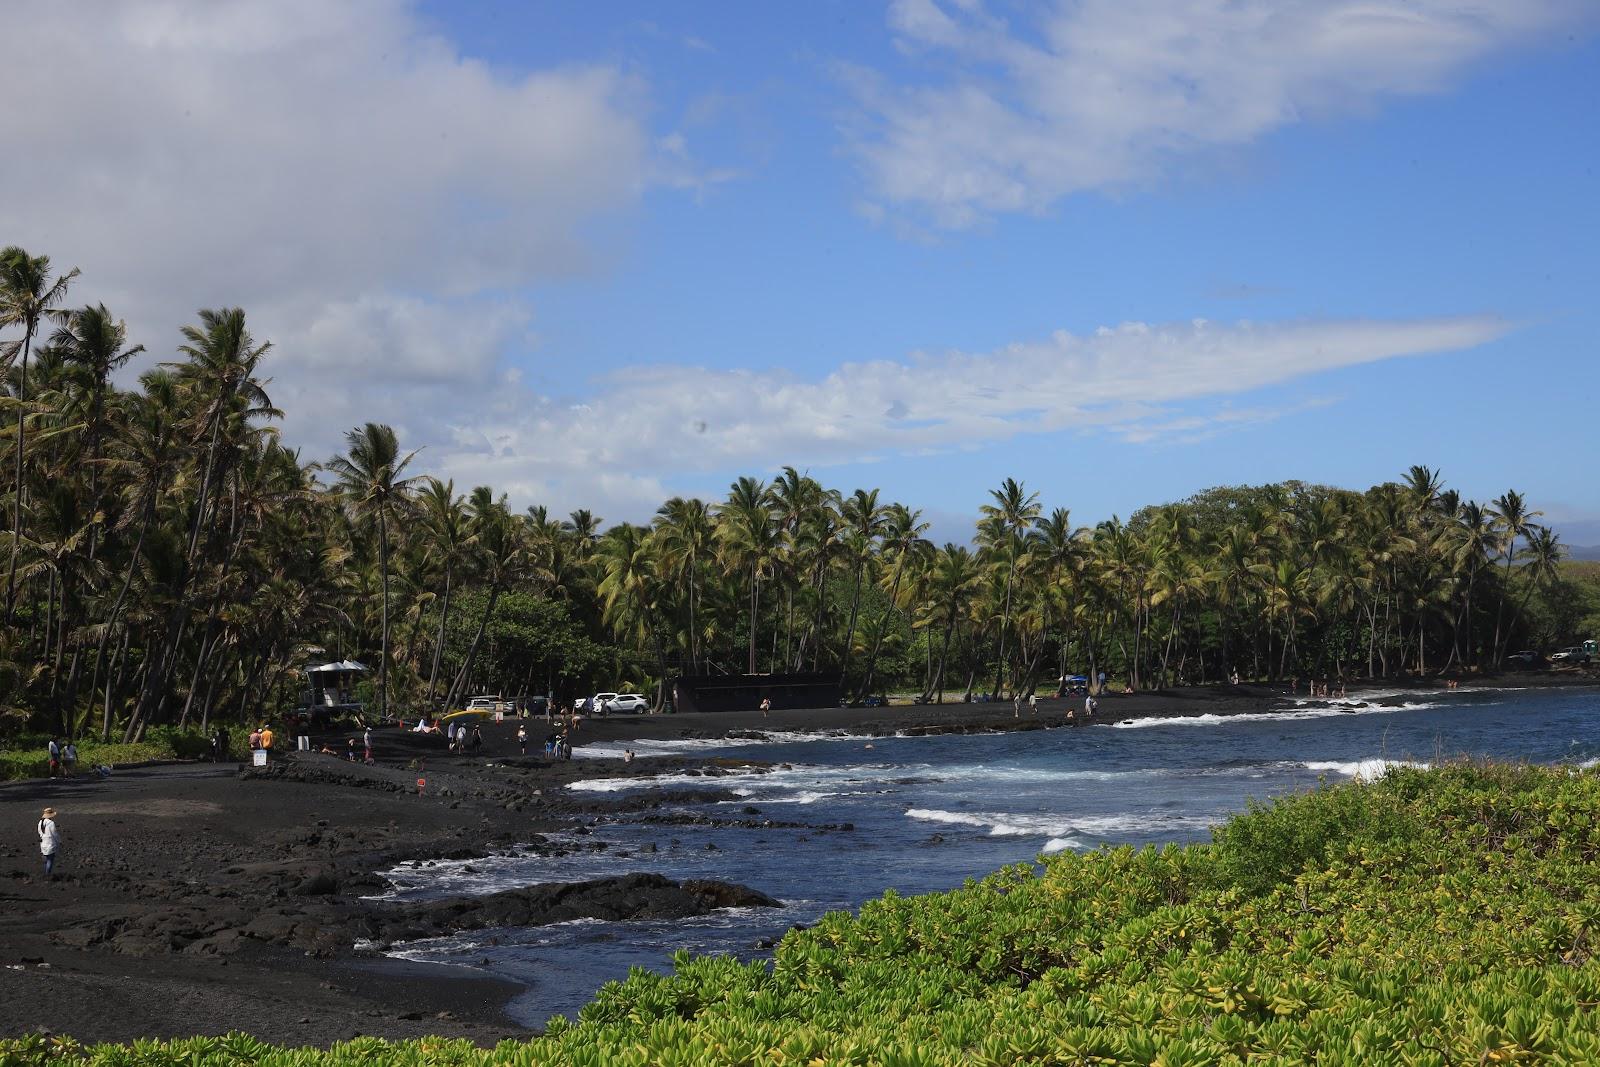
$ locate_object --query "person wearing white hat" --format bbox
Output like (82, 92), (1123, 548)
(37, 807), (59, 880)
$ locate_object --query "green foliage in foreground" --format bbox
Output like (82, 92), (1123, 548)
(12, 763), (1600, 1065)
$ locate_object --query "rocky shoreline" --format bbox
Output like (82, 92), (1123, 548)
(2, 673), (1591, 1046)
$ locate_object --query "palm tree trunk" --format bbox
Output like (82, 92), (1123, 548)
(934, 615), (955, 704)
(992, 556), (1016, 697)
(1492, 548), (1516, 666)
(426, 567), (452, 709)
(445, 582), (502, 713)
(841, 560), (864, 685)
(746, 566), (760, 675)
(378, 504), (390, 719)
(860, 558), (907, 698)
(4, 328), (33, 621)
(102, 623), (132, 741)
(92, 510), (150, 739)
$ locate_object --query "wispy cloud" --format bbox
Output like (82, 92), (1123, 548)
(418, 314), (1508, 518)
(849, 0), (1594, 227)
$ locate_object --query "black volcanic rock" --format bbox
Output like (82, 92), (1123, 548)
(362, 873), (780, 944)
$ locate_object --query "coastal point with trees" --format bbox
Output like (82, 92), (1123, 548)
(1, 247), (1593, 750)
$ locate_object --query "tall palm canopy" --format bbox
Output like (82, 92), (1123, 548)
(326, 423), (419, 720)
(0, 247), (1586, 737)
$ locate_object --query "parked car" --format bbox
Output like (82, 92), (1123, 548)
(587, 691), (647, 714)
(1506, 650), (1541, 668)
(465, 695), (509, 713)
(1550, 647), (1591, 664)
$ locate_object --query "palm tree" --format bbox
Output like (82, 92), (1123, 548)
(859, 503), (930, 699)
(838, 488), (886, 689)
(326, 423), (419, 720)
(597, 522), (669, 706)
(926, 544), (979, 703)
(654, 497), (713, 674)
(1489, 490), (1540, 667)
(168, 308), (277, 564)
(417, 477), (468, 708)
(0, 246), (79, 618)
(715, 476), (779, 675)
(1439, 499), (1497, 671)
(979, 478), (1041, 695)
(1510, 525), (1564, 650)
(50, 305), (143, 544)
(442, 496), (530, 711)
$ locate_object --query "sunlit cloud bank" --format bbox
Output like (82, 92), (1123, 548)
(0, 0), (652, 448)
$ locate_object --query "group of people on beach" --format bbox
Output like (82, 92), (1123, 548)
(446, 722), (482, 753)
(1293, 678), (1346, 699)
(45, 738), (77, 777)
(513, 722), (574, 759)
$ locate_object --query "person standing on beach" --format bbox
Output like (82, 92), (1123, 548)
(517, 723), (528, 755)
(259, 724), (274, 752)
(47, 738), (61, 778)
(37, 807), (60, 880)
(1012, 693), (1022, 718)
(759, 697), (771, 717)
(1084, 693), (1097, 720)
(363, 726), (373, 762)
(1028, 693), (1038, 716)
(63, 742), (78, 776)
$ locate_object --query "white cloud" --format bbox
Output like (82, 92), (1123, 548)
(0, 0), (652, 454)
(851, 0), (1593, 226)
(423, 314), (1508, 520)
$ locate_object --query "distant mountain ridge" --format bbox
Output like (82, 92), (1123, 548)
(1567, 544), (1600, 562)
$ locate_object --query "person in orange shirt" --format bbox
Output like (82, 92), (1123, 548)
(259, 724), (275, 751)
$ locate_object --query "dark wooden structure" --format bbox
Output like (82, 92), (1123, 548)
(670, 673), (841, 714)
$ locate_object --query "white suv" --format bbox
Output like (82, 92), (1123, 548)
(594, 692), (648, 714)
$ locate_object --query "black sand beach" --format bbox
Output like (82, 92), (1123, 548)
(2, 673), (1590, 1046)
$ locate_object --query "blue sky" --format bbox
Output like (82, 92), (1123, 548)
(3, 1), (1598, 544)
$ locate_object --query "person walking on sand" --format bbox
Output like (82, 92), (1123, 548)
(47, 737), (61, 778)
(517, 723), (528, 755)
(63, 741), (77, 777)
(1028, 693), (1038, 716)
(1012, 693), (1022, 719)
(38, 808), (60, 880)
(759, 697), (771, 717)
(1084, 693), (1097, 720)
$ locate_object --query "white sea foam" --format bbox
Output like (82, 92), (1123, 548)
(567, 761), (894, 795)
(577, 729), (877, 759)
(1302, 758), (1429, 781)
(905, 807), (1214, 841)
(1581, 757), (1600, 770)
(1041, 838), (1081, 854)
(1108, 699), (1442, 729)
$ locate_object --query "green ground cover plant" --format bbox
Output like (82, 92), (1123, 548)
(9, 763), (1600, 1065)
(0, 727), (218, 780)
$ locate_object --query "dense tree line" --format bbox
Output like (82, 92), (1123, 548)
(0, 246), (1586, 738)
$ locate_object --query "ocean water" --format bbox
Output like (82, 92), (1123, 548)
(376, 686), (1600, 1025)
